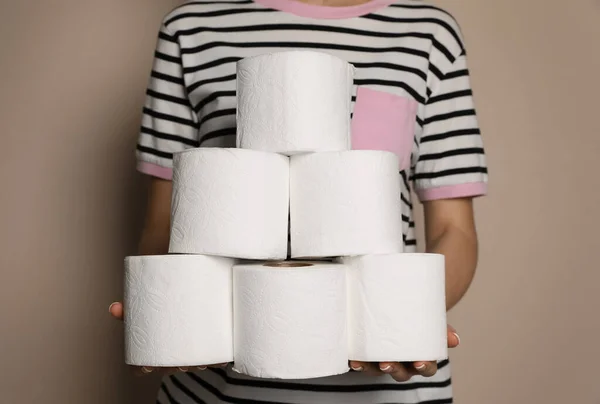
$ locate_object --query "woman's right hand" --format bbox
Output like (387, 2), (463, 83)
(109, 302), (229, 376)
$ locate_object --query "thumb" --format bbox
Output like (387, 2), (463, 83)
(109, 302), (124, 321)
(447, 324), (460, 348)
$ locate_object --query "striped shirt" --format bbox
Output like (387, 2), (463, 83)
(135, 0), (488, 403)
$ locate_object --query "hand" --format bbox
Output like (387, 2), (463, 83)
(109, 302), (229, 376)
(349, 325), (461, 382)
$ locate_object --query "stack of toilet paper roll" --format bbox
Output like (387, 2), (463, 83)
(124, 50), (448, 380)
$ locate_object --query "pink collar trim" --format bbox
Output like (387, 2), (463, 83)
(253, 0), (398, 19)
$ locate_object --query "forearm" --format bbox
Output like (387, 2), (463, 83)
(137, 227), (170, 255)
(137, 177), (173, 256)
(426, 224), (478, 311)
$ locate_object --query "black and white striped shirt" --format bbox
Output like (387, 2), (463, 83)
(136, 0), (488, 402)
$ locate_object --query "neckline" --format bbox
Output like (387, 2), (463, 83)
(252, 0), (398, 19)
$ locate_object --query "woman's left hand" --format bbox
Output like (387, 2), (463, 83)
(349, 324), (460, 382)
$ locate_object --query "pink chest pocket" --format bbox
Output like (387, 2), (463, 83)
(351, 87), (418, 171)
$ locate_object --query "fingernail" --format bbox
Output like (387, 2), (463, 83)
(351, 366), (363, 372)
(453, 332), (461, 346)
(219, 363), (228, 368)
(141, 367), (153, 374)
(415, 363), (427, 370)
(197, 366), (207, 370)
(178, 367), (188, 372)
(380, 365), (392, 372)
(108, 302), (118, 313)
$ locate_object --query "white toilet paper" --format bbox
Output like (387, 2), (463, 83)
(236, 50), (354, 155)
(124, 254), (235, 367)
(290, 150), (403, 258)
(232, 261), (349, 379)
(339, 253), (448, 362)
(169, 148), (290, 260)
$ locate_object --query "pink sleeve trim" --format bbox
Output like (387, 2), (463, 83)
(417, 182), (488, 202)
(253, 0), (397, 19)
(137, 162), (173, 180)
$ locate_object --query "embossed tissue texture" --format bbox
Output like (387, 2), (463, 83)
(339, 254), (448, 362)
(169, 148), (290, 260)
(232, 263), (349, 379)
(236, 51), (354, 155)
(124, 255), (235, 367)
(290, 150), (403, 258)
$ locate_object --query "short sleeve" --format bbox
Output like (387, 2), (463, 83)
(411, 53), (488, 202)
(135, 23), (199, 180)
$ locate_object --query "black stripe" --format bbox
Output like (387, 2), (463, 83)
(206, 368), (452, 393)
(424, 109), (475, 125)
(361, 14), (463, 55)
(429, 63), (444, 81)
(188, 73), (236, 94)
(421, 128), (481, 143)
(161, 382), (182, 404)
(176, 22), (439, 44)
(418, 147), (484, 162)
(147, 89), (191, 107)
(158, 31), (178, 44)
(143, 107), (197, 129)
(416, 117), (424, 128)
(194, 90), (235, 113)
(445, 68), (469, 80)
(166, 8), (275, 26)
(401, 170), (411, 192)
(137, 144), (173, 159)
(155, 51), (181, 65)
(170, 375), (207, 404)
(432, 40), (455, 63)
(187, 372), (288, 404)
(151, 70), (185, 86)
(180, 41), (430, 60)
(401, 192), (413, 209)
(353, 61), (427, 80)
(405, 239), (417, 246)
(389, 2), (454, 18)
(200, 127), (236, 144)
(139, 126), (197, 149)
(412, 166), (487, 180)
(184, 56), (242, 74)
(199, 108), (236, 127)
(354, 79), (424, 104)
(428, 89), (472, 105)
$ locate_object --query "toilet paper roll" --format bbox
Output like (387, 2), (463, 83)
(236, 50), (354, 155)
(290, 150), (403, 258)
(232, 261), (349, 379)
(124, 255), (235, 367)
(339, 253), (448, 362)
(169, 148), (289, 260)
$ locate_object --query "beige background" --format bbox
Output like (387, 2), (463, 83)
(1, 0), (598, 403)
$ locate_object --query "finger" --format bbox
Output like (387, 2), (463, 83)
(349, 361), (383, 376)
(207, 363), (229, 368)
(109, 302), (124, 321)
(447, 325), (460, 348)
(379, 362), (413, 382)
(131, 366), (155, 376)
(413, 361), (438, 378)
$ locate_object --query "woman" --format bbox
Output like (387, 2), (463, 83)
(110, 0), (488, 402)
